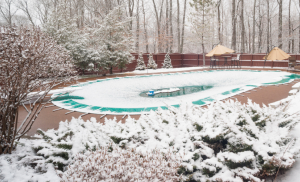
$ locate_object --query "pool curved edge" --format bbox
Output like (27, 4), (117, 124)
(51, 70), (300, 115)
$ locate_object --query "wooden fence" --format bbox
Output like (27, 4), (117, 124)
(80, 53), (298, 75)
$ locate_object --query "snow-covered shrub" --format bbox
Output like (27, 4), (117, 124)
(61, 146), (182, 182)
(147, 53), (158, 69)
(103, 100), (299, 181)
(32, 117), (111, 171)
(0, 139), (61, 181)
(162, 53), (173, 68)
(135, 52), (147, 70)
(14, 99), (300, 181)
(0, 25), (75, 155)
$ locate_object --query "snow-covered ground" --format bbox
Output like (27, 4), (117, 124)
(52, 70), (294, 114)
(2, 92), (300, 181)
(268, 86), (300, 182)
(128, 66), (205, 74)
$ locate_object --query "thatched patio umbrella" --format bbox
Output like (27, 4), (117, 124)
(206, 44), (235, 57)
(263, 47), (290, 67)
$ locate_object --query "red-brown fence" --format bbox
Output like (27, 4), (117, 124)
(80, 53), (298, 75)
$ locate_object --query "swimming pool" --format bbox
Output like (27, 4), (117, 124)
(52, 70), (300, 115)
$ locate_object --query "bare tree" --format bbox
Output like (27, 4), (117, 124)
(190, 0), (214, 66)
(266, 0), (270, 52)
(180, 0), (187, 53)
(152, 0), (164, 52)
(0, 0), (18, 26)
(141, 0), (149, 53)
(165, 0), (169, 52)
(231, 0), (236, 50)
(167, 0), (173, 53)
(288, 0), (292, 53)
(36, 0), (51, 25)
(277, 0), (282, 48)
(252, 0), (256, 53)
(240, 0), (245, 53)
(177, 0), (180, 52)
(217, 0), (222, 44)
(0, 26), (75, 154)
(16, 0), (35, 25)
(136, 0), (139, 52)
(127, 0), (134, 31)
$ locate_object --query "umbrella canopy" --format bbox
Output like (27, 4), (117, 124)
(206, 44), (235, 57)
(264, 47), (290, 61)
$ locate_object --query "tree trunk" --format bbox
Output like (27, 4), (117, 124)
(128, 0), (134, 31)
(177, 0), (180, 53)
(266, 0), (270, 52)
(142, 0), (149, 53)
(170, 0), (173, 53)
(241, 0), (245, 53)
(217, 0), (222, 44)
(166, 0), (169, 52)
(180, 0), (187, 53)
(288, 0), (291, 53)
(252, 0), (256, 53)
(231, 0), (236, 50)
(278, 0), (283, 48)
(136, 0), (140, 53)
(202, 2), (205, 66)
(152, 0), (162, 52)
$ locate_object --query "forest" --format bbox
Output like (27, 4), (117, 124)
(0, 0), (299, 54)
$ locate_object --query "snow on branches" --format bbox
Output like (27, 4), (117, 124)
(0, 26), (75, 154)
(135, 52), (146, 70)
(61, 146), (182, 182)
(88, 5), (134, 75)
(25, 99), (300, 181)
(162, 53), (173, 68)
(147, 53), (158, 69)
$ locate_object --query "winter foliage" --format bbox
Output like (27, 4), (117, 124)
(2, 98), (299, 181)
(45, 1), (91, 73)
(62, 146), (182, 182)
(0, 26), (75, 154)
(91, 6), (134, 74)
(45, 3), (134, 75)
(147, 53), (158, 69)
(162, 53), (173, 68)
(135, 52), (147, 70)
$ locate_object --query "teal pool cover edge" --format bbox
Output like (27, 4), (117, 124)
(52, 70), (300, 114)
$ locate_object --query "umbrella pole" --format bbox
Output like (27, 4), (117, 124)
(272, 61), (274, 68)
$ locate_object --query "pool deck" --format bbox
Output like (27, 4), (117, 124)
(18, 67), (300, 136)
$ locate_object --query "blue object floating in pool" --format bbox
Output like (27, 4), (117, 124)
(148, 90), (155, 96)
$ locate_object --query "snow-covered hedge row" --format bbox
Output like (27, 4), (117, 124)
(1, 99), (299, 181)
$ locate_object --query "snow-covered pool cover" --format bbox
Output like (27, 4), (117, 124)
(52, 70), (300, 114)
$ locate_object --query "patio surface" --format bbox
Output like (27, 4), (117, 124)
(18, 67), (300, 136)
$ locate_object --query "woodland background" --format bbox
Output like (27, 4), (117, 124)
(0, 0), (299, 55)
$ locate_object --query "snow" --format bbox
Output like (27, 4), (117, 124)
(291, 82), (300, 90)
(0, 139), (61, 182)
(266, 91), (300, 182)
(28, 87), (82, 97)
(289, 89), (298, 95)
(2, 97), (300, 181)
(152, 88), (180, 94)
(52, 70), (293, 114)
(130, 66), (204, 74)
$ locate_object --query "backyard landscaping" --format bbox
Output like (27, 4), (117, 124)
(0, 66), (299, 182)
